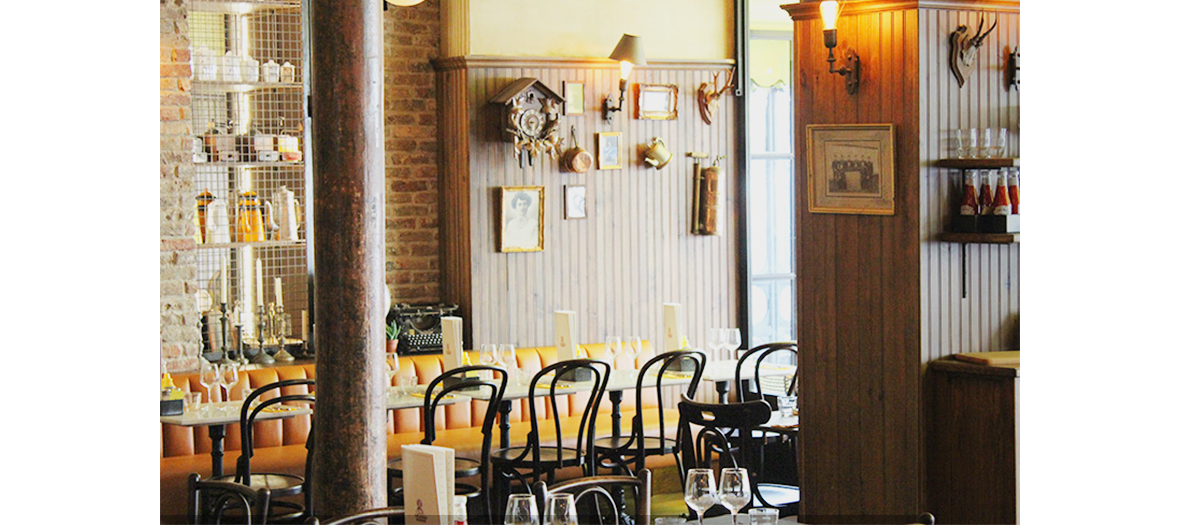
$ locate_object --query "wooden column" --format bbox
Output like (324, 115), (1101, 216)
(310, 0), (387, 517)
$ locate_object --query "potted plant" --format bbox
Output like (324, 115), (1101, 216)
(386, 320), (401, 354)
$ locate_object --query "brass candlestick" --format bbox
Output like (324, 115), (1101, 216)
(272, 304), (295, 362)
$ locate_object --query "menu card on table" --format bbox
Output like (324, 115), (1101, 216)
(555, 310), (577, 361)
(402, 444), (455, 524)
(441, 316), (463, 371)
(663, 302), (684, 354)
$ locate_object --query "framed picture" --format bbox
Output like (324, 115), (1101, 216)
(564, 185), (587, 219)
(597, 131), (621, 170)
(806, 123), (896, 215)
(563, 81), (584, 116)
(635, 83), (678, 120)
(496, 186), (544, 252)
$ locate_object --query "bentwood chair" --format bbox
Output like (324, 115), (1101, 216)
(534, 469), (652, 525)
(734, 343), (800, 484)
(211, 378), (316, 523)
(735, 342), (798, 406)
(489, 359), (611, 512)
(189, 473), (272, 525)
(387, 365), (507, 522)
(594, 350), (706, 476)
(305, 507), (404, 525)
(676, 395), (799, 517)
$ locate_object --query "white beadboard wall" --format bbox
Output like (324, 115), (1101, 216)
(919, 8), (1020, 362)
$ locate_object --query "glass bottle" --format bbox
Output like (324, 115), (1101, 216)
(1007, 168), (1020, 215)
(979, 170), (993, 215)
(959, 170), (979, 216)
(992, 169), (1011, 215)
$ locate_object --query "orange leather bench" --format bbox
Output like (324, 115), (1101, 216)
(160, 342), (685, 522)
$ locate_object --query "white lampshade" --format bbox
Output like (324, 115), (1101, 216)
(386, 0), (426, 6)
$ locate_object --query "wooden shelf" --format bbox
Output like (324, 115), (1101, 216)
(939, 232), (1019, 244)
(194, 160), (304, 169)
(936, 158), (1019, 169)
(197, 240), (306, 250)
(193, 81), (302, 93)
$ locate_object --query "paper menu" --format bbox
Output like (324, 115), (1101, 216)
(402, 444), (455, 524)
(441, 317), (463, 371)
(555, 310), (577, 361)
(663, 303), (684, 354)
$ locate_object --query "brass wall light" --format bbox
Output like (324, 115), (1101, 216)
(820, 1), (860, 95)
(602, 34), (646, 124)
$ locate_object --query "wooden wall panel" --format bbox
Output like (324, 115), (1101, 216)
(918, 8), (1020, 364)
(436, 58), (739, 372)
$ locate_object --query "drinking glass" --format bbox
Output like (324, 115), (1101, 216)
(199, 361), (222, 406)
(386, 352), (400, 395)
(505, 494), (540, 525)
(220, 363), (240, 409)
(626, 336), (642, 364)
(748, 508), (778, 525)
(982, 128), (995, 158)
(953, 129), (967, 159)
(184, 392), (202, 415)
(480, 344), (498, 366)
(719, 468), (751, 525)
(499, 343), (517, 369)
(968, 128), (979, 158)
(724, 328), (742, 360)
(991, 127), (1008, 158)
(684, 468), (717, 525)
(604, 336), (621, 369)
(544, 493), (577, 525)
(401, 374), (418, 396)
(707, 328), (724, 361)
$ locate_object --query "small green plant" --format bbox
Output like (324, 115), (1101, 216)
(386, 321), (401, 341)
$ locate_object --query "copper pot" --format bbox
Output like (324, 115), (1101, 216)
(561, 125), (593, 173)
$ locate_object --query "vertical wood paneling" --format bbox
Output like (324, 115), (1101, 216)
(918, 9), (1020, 365)
(437, 58), (738, 360)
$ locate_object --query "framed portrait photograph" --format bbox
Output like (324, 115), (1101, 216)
(496, 186), (544, 252)
(806, 123), (896, 215)
(597, 131), (621, 170)
(563, 81), (584, 116)
(564, 185), (587, 220)
(635, 83), (678, 120)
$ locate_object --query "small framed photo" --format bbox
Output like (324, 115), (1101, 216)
(635, 84), (678, 120)
(806, 124), (896, 215)
(597, 131), (621, 170)
(564, 185), (587, 219)
(496, 186), (544, 252)
(563, 81), (584, 116)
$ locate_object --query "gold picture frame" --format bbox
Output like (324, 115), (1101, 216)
(635, 83), (678, 120)
(496, 186), (544, 252)
(563, 81), (584, 116)
(806, 123), (896, 215)
(596, 131), (621, 170)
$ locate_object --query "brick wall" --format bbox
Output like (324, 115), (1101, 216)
(384, 3), (442, 305)
(160, 0), (201, 373)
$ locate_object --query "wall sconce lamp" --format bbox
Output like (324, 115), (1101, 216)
(602, 34), (646, 124)
(820, 1), (860, 95)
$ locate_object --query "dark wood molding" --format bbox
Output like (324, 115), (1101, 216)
(783, 0), (1020, 20)
(432, 55), (735, 72)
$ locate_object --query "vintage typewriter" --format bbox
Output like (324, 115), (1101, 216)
(387, 303), (460, 354)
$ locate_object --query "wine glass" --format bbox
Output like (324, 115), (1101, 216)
(220, 362), (240, 410)
(604, 336), (622, 369)
(544, 493), (577, 525)
(505, 494), (540, 525)
(199, 360), (221, 410)
(626, 336), (642, 366)
(707, 328), (724, 361)
(386, 352), (400, 396)
(723, 328), (742, 360)
(499, 343), (517, 369)
(480, 343), (497, 366)
(718, 468), (751, 525)
(684, 468), (717, 525)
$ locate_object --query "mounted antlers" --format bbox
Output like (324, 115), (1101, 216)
(697, 69), (735, 125)
(950, 14), (998, 87)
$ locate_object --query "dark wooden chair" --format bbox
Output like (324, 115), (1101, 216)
(210, 378), (316, 522)
(735, 342), (798, 406)
(534, 469), (652, 525)
(189, 472), (272, 525)
(489, 359), (611, 513)
(305, 507), (404, 525)
(594, 350), (706, 476)
(734, 343), (800, 487)
(676, 395), (799, 518)
(387, 365), (507, 522)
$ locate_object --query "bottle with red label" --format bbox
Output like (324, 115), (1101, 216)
(959, 170), (979, 216)
(1007, 168), (1020, 214)
(979, 170), (994, 215)
(992, 169), (1011, 215)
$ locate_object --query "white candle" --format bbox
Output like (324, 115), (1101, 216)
(274, 277), (284, 308)
(220, 256), (228, 303)
(256, 259), (264, 307)
(301, 310), (309, 339)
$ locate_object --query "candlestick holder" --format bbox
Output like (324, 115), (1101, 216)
(272, 305), (296, 362)
(251, 303), (275, 364)
(217, 302), (236, 365)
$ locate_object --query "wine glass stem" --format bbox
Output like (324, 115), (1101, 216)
(733, 511), (739, 525)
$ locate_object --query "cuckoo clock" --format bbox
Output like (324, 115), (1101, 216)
(489, 78), (565, 167)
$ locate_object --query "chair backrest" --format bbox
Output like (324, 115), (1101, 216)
(525, 359), (611, 473)
(421, 364), (507, 521)
(188, 473), (272, 525)
(534, 469), (652, 525)
(308, 507), (405, 525)
(676, 395), (771, 477)
(237, 379), (316, 491)
(626, 350), (706, 468)
(735, 342), (797, 404)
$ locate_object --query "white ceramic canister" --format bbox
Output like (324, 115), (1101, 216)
(241, 55), (260, 83)
(280, 61), (296, 83)
(261, 60), (280, 83)
(206, 198), (231, 244)
(221, 51), (242, 83)
(196, 46), (217, 81)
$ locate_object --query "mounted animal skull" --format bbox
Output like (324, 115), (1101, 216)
(950, 15), (998, 87)
(697, 69), (735, 125)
